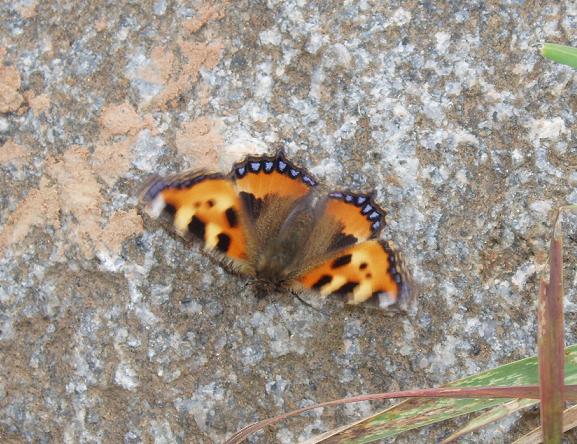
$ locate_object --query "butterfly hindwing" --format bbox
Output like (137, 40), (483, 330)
(139, 171), (249, 266)
(296, 239), (410, 309)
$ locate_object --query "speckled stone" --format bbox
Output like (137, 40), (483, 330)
(1, 1), (577, 443)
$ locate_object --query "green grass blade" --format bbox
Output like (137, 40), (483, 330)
(308, 344), (577, 444)
(441, 399), (538, 443)
(541, 43), (577, 69)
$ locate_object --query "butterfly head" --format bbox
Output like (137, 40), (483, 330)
(248, 277), (288, 299)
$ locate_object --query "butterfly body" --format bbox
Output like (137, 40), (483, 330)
(140, 151), (411, 310)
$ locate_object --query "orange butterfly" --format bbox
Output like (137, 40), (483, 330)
(140, 152), (411, 310)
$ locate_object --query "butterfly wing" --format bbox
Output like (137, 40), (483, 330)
(231, 152), (317, 201)
(291, 190), (411, 309)
(139, 170), (251, 272)
(324, 191), (386, 239)
(296, 239), (410, 309)
(230, 152), (317, 224)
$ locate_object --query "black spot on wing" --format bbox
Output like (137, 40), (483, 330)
(331, 254), (352, 268)
(216, 233), (231, 253)
(332, 281), (358, 295)
(164, 203), (176, 215)
(225, 207), (238, 228)
(188, 216), (206, 239)
(329, 233), (358, 251)
(312, 274), (332, 289)
(239, 191), (263, 221)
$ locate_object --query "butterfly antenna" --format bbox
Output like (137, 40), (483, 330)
(272, 302), (293, 337)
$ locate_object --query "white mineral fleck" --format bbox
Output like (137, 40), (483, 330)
(115, 363), (139, 390)
(527, 117), (567, 141)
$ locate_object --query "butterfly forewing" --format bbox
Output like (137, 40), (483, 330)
(231, 152), (317, 223)
(325, 191), (386, 240)
(229, 152), (321, 275)
(140, 171), (250, 265)
(232, 152), (316, 200)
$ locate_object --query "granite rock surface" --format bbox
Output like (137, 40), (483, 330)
(1, 1), (577, 442)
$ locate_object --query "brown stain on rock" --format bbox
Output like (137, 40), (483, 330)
(0, 64), (24, 114)
(129, 3), (226, 115)
(0, 140), (29, 167)
(92, 137), (135, 187)
(27, 93), (50, 116)
(175, 117), (223, 170)
(45, 146), (144, 258)
(100, 209), (144, 256)
(149, 40), (224, 110)
(94, 101), (156, 185)
(135, 46), (175, 85)
(45, 147), (103, 258)
(1, 145), (143, 258)
(183, 2), (227, 33)
(99, 102), (150, 136)
(0, 177), (60, 250)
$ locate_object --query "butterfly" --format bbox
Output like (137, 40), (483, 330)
(139, 151), (411, 310)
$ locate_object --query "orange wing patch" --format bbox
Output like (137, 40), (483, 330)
(325, 191), (386, 241)
(232, 152), (317, 200)
(297, 239), (409, 309)
(140, 172), (247, 260)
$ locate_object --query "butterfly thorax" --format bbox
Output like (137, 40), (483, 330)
(252, 194), (319, 284)
(254, 213), (315, 282)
